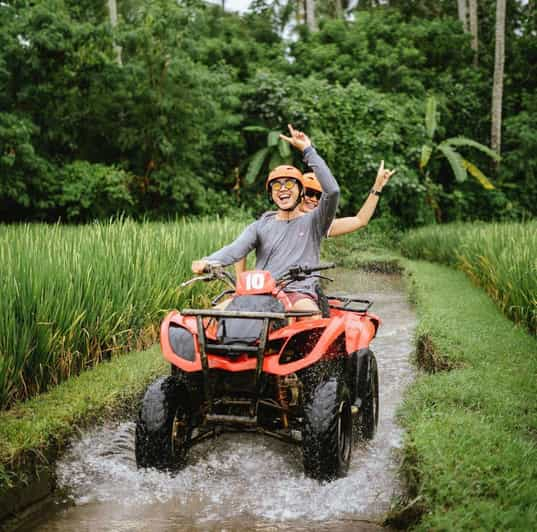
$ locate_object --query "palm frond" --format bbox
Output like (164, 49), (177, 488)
(420, 144), (433, 170)
(446, 137), (501, 161)
(245, 147), (270, 184)
(278, 138), (291, 159)
(438, 142), (467, 182)
(268, 130), (280, 147)
(425, 96), (437, 140)
(269, 151), (285, 170)
(243, 125), (269, 133)
(462, 159), (495, 190)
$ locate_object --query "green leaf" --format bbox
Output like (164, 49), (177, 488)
(462, 159), (495, 190)
(245, 147), (269, 184)
(278, 138), (291, 159)
(269, 151), (284, 170)
(420, 144), (433, 170)
(267, 130), (280, 147)
(445, 137), (501, 161)
(242, 125), (269, 134)
(425, 96), (437, 140)
(438, 142), (467, 182)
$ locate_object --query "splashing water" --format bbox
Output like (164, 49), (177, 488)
(32, 271), (415, 531)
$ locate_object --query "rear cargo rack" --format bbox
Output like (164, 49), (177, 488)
(326, 295), (373, 312)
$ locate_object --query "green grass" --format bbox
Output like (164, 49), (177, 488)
(400, 221), (537, 334)
(396, 260), (537, 530)
(0, 218), (244, 408)
(0, 344), (168, 494)
(322, 215), (403, 271)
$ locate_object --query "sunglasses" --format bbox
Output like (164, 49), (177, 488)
(271, 178), (298, 192)
(305, 189), (322, 200)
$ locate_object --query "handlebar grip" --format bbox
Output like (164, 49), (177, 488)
(203, 261), (222, 274)
(301, 263), (335, 274)
(313, 262), (335, 271)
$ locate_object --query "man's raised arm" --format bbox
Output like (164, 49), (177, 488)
(280, 124), (339, 236)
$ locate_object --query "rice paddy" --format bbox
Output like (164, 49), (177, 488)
(400, 221), (537, 335)
(0, 218), (245, 409)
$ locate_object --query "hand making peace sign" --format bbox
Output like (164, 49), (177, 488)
(279, 124), (312, 153)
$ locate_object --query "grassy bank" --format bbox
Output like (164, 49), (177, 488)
(321, 215), (403, 272)
(0, 218), (244, 408)
(395, 260), (537, 529)
(0, 344), (167, 503)
(400, 221), (537, 334)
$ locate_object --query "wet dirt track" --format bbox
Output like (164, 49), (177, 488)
(23, 270), (416, 532)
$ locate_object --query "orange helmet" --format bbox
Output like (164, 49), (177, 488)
(301, 172), (323, 193)
(266, 165), (303, 191)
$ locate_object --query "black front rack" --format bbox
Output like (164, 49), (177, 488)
(181, 308), (319, 414)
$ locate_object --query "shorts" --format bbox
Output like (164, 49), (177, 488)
(284, 291), (317, 305)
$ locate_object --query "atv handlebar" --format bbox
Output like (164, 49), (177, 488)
(277, 262), (335, 281)
(181, 262), (336, 290)
(180, 263), (235, 289)
(275, 263), (335, 291)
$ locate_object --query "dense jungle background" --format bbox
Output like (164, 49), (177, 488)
(1, 0), (535, 227)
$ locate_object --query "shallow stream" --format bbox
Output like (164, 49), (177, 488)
(24, 270), (416, 531)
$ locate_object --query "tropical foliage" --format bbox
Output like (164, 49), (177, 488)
(419, 95), (500, 221)
(0, 0), (535, 224)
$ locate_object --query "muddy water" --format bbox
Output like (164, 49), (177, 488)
(26, 270), (415, 531)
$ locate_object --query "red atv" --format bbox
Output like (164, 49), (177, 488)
(135, 263), (380, 481)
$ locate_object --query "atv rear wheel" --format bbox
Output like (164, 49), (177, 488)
(135, 375), (192, 470)
(356, 355), (379, 440)
(302, 376), (353, 481)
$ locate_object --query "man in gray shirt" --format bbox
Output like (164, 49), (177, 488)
(192, 125), (339, 314)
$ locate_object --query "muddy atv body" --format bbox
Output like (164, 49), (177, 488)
(135, 264), (380, 481)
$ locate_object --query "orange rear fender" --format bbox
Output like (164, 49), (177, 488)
(344, 314), (377, 353)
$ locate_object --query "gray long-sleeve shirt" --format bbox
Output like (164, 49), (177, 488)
(205, 147), (339, 296)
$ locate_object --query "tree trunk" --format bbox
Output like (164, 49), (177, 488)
(457, 0), (469, 32)
(305, 0), (317, 31)
(334, 0), (343, 19)
(469, 0), (478, 65)
(297, 0), (305, 26)
(107, 0), (122, 65)
(491, 0), (506, 156)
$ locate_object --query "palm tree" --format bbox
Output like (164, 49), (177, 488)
(108, 0), (122, 65)
(420, 96), (500, 221)
(305, 0), (317, 31)
(491, 0), (506, 157)
(243, 126), (293, 185)
(334, 0), (343, 19)
(457, 0), (469, 32)
(469, 0), (478, 65)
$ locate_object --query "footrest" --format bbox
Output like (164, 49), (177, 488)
(351, 398), (362, 416)
(205, 414), (258, 427)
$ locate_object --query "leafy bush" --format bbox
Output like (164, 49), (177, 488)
(57, 161), (135, 221)
(0, 112), (57, 220)
(243, 72), (428, 226)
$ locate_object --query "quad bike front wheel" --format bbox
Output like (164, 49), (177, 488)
(356, 355), (379, 440)
(135, 375), (192, 470)
(302, 375), (353, 481)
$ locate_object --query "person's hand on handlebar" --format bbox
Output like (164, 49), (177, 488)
(191, 260), (225, 275)
(192, 260), (209, 274)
